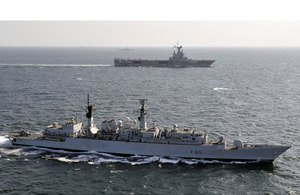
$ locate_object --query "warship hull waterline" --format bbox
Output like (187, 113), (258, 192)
(114, 44), (215, 68)
(8, 96), (290, 163)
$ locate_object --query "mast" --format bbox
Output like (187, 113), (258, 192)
(138, 99), (147, 130)
(85, 94), (98, 137)
(86, 94), (93, 119)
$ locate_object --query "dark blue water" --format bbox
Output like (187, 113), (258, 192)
(0, 47), (299, 194)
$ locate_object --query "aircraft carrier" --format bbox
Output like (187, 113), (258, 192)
(114, 43), (215, 68)
(8, 96), (290, 163)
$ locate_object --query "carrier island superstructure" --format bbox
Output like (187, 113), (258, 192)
(8, 96), (290, 163)
(114, 43), (215, 68)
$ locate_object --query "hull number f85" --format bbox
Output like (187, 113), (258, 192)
(190, 150), (202, 155)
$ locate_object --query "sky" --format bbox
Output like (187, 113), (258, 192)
(1, 21), (300, 47)
(1, 0), (300, 47)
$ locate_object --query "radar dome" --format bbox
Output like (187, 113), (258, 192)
(234, 140), (244, 148)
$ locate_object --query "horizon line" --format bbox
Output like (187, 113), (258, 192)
(1, 45), (300, 48)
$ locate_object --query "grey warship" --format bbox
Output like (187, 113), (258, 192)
(8, 96), (290, 163)
(114, 43), (215, 68)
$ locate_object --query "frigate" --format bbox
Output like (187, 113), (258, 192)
(8, 96), (290, 163)
(114, 43), (215, 68)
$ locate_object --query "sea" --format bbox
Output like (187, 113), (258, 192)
(0, 46), (299, 194)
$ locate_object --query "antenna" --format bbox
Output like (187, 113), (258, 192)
(139, 99), (147, 106)
(139, 99), (147, 130)
(86, 93), (93, 118)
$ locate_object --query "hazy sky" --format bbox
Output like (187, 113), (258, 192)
(1, 0), (300, 47)
(1, 21), (300, 47)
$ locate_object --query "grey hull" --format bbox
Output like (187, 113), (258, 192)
(11, 137), (290, 163)
(114, 60), (215, 68)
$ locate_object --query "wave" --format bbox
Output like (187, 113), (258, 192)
(213, 87), (230, 91)
(0, 136), (248, 165)
(0, 136), (12, 147)
(51, 153), (248, 165)
(0, 64), (112, 67)
(0, 145), (248, 166)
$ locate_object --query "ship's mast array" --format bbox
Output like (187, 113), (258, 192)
(172, 42), (185, 61)
(43, 95), (208, 146)
(86, 94), (98, 136)
(138, 99), (147, 130)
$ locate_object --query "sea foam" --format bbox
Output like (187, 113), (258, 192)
(0, 136), (12, 147)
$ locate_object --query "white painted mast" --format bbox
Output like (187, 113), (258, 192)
(138, 99), (147, 130)
(86, 94), (98, 137)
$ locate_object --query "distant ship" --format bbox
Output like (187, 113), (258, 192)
(119, 47), (134, 51)
(114, 43), (215, 68)
(8, 95), (290, 163)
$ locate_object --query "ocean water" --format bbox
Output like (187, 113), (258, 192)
(0, 47), (299, 194)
